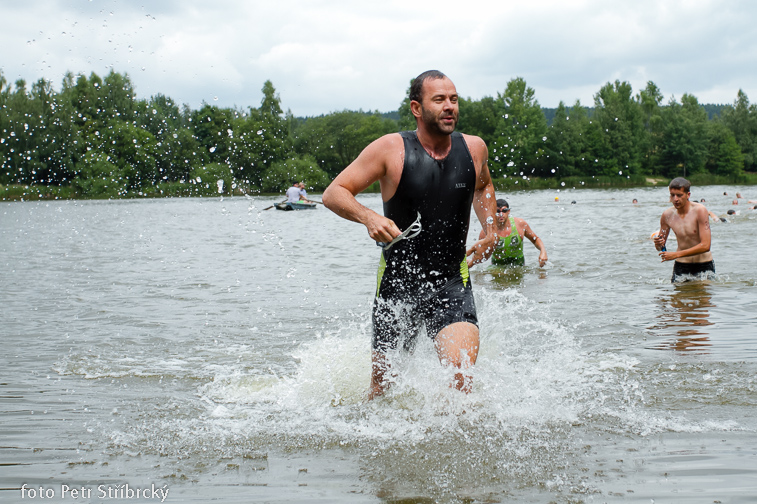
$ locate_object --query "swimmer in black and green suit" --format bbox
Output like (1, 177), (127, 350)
(322, 70), (498, 400)
(478, 199), (548, 267)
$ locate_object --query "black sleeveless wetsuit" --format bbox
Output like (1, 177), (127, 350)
(372, 130), (478, 351)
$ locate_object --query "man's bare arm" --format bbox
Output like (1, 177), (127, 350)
(322, 135), (402, 243)
(523, 221), (548, 267)
(465, 136), (497, 267)
(653, 212), (671, 251)
(472, 165), (496, 232)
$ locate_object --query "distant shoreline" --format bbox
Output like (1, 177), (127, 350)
(4, 173), (756, 202)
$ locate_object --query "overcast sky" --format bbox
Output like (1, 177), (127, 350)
(3, 0), (756, 117)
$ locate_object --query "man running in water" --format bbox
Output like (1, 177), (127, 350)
(322, 70), (497, 399)
(653, 177), (715, 282)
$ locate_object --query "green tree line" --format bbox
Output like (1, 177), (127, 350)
(457, 79), (755, 185)
(2, 69), (756, 199)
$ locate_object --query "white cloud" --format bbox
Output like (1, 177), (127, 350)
(1, 0), (756, 116)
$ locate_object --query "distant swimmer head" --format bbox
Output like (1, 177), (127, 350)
(727, 209), (736, 215)
(554, 196), (559, 201)
(571, 200), (576, 204)
(495, 199), (510, 219)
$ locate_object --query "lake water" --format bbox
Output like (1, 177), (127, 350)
(1, 185), (756, 503)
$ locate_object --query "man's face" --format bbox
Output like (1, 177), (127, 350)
(669, 187), (689, 209)
(496, 205), (510, 224)
(417, 77), (459, 135)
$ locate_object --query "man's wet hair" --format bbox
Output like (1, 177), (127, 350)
(496, 198), (509, 209)
(409, 70), (448, 103)
(669, 177), (691, 192)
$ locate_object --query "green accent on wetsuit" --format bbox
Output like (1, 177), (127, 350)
(376, 252), (387, 296)
(491, 216), (525, 266)
(459, 258), (469, 287)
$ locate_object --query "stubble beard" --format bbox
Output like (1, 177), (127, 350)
(421, 106), (457, 136)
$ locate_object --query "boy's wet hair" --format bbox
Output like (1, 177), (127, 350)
(669, 177), (691, 192)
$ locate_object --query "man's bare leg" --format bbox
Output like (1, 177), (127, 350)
(368, 350), (390, 400)
(434, 322), (480, 392)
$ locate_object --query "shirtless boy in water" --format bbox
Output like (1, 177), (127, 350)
(653, 177), (715, 282)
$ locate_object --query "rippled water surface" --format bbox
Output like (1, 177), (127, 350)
(2, 186), (756, 503)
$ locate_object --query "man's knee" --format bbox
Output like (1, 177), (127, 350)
(434, 322), (479, 367)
